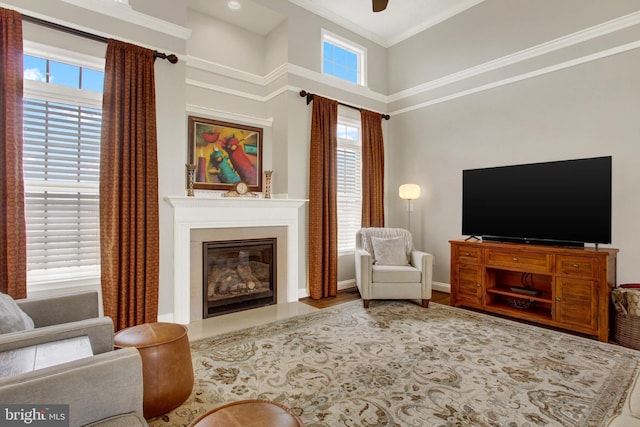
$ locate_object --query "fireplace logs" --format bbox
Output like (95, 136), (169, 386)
(203, 238), (276, 317)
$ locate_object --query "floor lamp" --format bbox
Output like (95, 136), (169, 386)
(399, 184), (421, 231)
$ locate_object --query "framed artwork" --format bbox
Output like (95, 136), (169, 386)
(188, 116), (263, 192)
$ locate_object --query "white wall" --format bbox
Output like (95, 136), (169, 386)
(10, 0), (640, 317)
(386, 0), (640, 285)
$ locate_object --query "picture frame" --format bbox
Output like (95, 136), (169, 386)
(187, 116), (263, 192)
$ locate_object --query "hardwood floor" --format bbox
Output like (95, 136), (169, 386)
(299, 288), (450, 309)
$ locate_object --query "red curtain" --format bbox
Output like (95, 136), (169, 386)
(308, 96), (338, 299)
(100, 40), (159, 330)
(0, 8), (26, 298)
(361, 109), (385, 228)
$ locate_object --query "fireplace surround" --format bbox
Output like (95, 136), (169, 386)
(166, 196), (307, 324)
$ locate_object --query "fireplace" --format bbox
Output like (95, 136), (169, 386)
(203, 238), (276, 317)
(165, 196), (306, 324)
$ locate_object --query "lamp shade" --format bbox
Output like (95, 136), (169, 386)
(399, 184), (420, 200)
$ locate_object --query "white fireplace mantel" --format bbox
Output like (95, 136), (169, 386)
(166, 196), (307, 324)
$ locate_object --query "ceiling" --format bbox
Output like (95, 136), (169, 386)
(187, 0), (485, 47)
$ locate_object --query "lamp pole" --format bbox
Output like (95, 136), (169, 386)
(399, 184), (421, 232)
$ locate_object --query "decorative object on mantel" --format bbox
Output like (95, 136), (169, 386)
(223, 181), (258, 198)
(264, 170), (273, 199)
(185, 163), (196, 196)
(187, 116), (263, 193)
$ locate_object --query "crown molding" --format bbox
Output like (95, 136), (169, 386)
(59, 0), (191, 40)
(286, 63), (388, 104)
(265, 63), (291, 85)
(287, 0), (484, 48)
(186, 79), (265, 102)
(185, 9), (640, 118)
(389, 10), (640, 103)
(186, 104), (273, 128)
(389, 40), (640, 116)
(287, 0), (387, 47)
(385, 0), (485, 47)
(187, 56), (388, 105)
(187, 56), (264, 86)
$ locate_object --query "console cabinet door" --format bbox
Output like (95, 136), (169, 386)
(455, 263), (483, 306)
(554, 277), (598, 331)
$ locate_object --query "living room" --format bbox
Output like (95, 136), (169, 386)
(2, 0), (640, 425)
(5, 0), (638, 322)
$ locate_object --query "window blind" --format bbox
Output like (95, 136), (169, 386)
(337, 141), (362, 253)
(23, 98), (102, 274)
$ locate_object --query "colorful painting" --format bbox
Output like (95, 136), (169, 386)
(188, 116), (263, 191)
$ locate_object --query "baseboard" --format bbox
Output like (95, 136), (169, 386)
(432, 281), (451, 293)
(338, 279), (356, 291)
(158, 312), (175, 323)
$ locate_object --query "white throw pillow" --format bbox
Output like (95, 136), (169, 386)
(371, 236), (409, 266)
(0, 292), (35, 334)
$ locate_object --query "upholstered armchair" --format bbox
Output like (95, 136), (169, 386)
(0, 291), (148, 426)
(355, 227), (434, 308)
(0, 291), (114, 354)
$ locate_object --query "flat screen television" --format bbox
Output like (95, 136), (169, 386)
(462, 156), (612, 247)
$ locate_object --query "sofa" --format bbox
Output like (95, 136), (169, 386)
(607, 373), (640, 426)
(0, 291), (148, 426)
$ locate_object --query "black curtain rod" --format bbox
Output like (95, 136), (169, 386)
(22, 14), (178, 64)
(299, 90), (390, 120)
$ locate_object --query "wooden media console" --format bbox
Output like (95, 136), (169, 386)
(450, 239), (618, 342)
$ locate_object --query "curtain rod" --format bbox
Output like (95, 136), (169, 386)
(21, 14), (179, 64)
(299, 90), (390, 120)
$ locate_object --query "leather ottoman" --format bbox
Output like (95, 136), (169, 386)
(189, 400), (304, 427)
(114, 322), (194, 418)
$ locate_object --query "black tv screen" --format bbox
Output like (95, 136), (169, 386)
(462, 156), (612, 246)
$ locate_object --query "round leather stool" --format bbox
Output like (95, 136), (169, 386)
(114, 322), (194, 419)
(189, 400), (304, 427)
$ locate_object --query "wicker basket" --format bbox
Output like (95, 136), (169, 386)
(613, 312), (640, 350)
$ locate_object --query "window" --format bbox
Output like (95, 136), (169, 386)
(336, 119), (362, 253)
(22, 49), (104, 289)
(322, 30), (366, 86)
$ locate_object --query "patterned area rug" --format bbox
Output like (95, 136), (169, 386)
(149, 301), (640, 426)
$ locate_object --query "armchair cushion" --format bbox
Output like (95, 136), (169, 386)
(360, 228), (413, 260)
(0, 347), (147, 427)
(372, 265), (422, 283)
(0, 292), (34, 334)
(371, 236), (409, 265)
(0, 291), (113, 355)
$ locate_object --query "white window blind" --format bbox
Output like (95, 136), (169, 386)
(23, 98), (102, 282)
(336, 121), (362, 253)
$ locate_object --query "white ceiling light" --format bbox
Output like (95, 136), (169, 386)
(227, 1), (241, 10)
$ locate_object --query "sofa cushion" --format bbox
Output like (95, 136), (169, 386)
(605, 414), (640, 427)
(0, 292), (34, 334)
(372, 265), (421, 283)
(371, 236), (409, 265)
(625, 370), (640, 418)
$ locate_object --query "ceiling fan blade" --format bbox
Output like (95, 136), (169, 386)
(373, 0), (389, 12)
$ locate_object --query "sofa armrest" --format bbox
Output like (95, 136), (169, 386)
(17, 291), (100, 327)
(0, 317), (114, 355)
(355, 248), (373, 299)
(410, 250), (434, 299)
(0, 347), (146, 427)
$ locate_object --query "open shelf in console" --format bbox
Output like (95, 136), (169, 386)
(484, 268), (553, 321)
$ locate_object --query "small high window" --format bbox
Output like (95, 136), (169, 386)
(322, 30), (366, 86)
